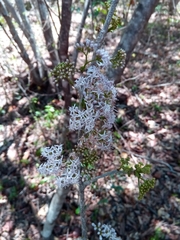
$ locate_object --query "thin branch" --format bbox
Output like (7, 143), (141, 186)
(94, 0), (119, 50)
(84, 169), (122, 187)
(113, 122), (176, 173)
(43, 0), (59, 35)
(72, 0), (91, 67)
(118, 73), (142, 85)
(128, 150), (176, 173)
(37, 0), (59, 67)
(146, 80), (179, 88)
(0, 1), (31, 66)
(0, 22), (20, 53)
(15, 0), (45, 79)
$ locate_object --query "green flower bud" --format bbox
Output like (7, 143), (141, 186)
(138, 178), (155, 200)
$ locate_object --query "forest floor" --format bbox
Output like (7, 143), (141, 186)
(0, 3), (180, 240)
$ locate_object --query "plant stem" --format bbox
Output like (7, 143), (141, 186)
(84, 169), (123, 187)
(95, 0), (119, 50)
(78, 180), (88, 240)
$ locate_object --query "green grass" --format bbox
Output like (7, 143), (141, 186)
(150, 228), (165, 240)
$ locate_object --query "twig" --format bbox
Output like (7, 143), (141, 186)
(133, 50), (158, 58)
(44, 0), (59, 36)
(119, 119), (134, 130)
(94, 0), (119, 50)
(37, 0), (59, 66)
(73, 0), (91, 67)
(147, 80), (180, 88)
(84, 169), (122, 187)
(118, 73), (142, 85)
(0, 22), (21, 57)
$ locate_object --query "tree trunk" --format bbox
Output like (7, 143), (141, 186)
(58, 0), (73, 111)
(41, 187), (70, 240)
(108, 0), (160, 84)
(0, 0), (43, 85)
(15, 0), (45, 80)
(58, 0), (72, 61)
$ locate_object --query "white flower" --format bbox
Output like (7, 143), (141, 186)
(38, 159), (62, 176)
(71, 64), (117, 150)
(41, 145), (63, 160)
(56, 158), (80, 188)
(95, 131), (113, 150)
(85, 39), (97, 50)
(38, 145), (63, 176)
(69, 105), (85, 131)
(38, 145), (80, 188)
(96, 49), (111, 68)
(84, 105), (96, 132)
(69, 104), (97, 133)
(92, 223), (121, 240)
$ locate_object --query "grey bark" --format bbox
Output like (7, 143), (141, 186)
(36, 0), (59, 67)
(73, 0), (91, 66)
(0, 0), (42, 85)
(95, 0), (119, 50)
(15, 0), (45, 79)
(41, 187), (70, 240)
(108, 0), (160, 84)
(3, 0), (22, 29)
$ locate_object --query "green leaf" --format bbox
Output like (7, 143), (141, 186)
(75, 207), (80, 215)
(113, 131), (121, 139)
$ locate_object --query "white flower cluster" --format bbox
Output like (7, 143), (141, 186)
(38, 145), (63, 176)
(92, 223), (121, 240)
(96, 49), (112, 68)
(38, 39), (117, 187)
(69, 65), (116, 150)
(56, 157), (80, 187)
(38, 145), (80, 188)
